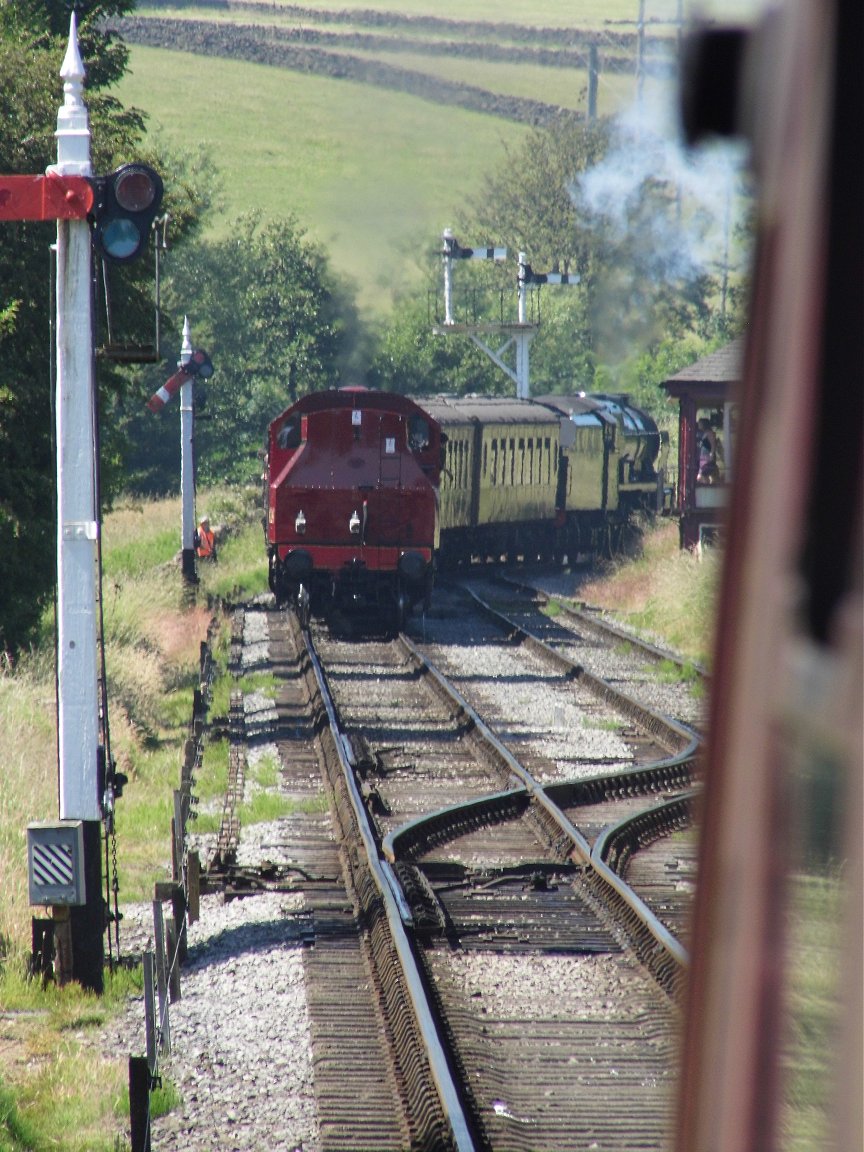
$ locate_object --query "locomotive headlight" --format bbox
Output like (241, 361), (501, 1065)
(295, 510), (306, 535)
(349, 509), (361, 535)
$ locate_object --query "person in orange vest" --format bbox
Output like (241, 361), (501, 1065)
(195, 516), (216, 560)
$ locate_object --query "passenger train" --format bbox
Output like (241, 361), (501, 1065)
(264, 388), (666, 624)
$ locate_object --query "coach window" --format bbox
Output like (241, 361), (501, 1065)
(528, 439), (535, 486)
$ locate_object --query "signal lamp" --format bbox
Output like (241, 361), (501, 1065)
(184, 348), (214, 379)
(90, 164), (164, 263)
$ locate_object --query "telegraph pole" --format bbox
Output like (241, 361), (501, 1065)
(50, 15), (103, 992)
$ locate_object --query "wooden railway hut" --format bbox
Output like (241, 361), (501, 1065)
(662, 339), (743, 549)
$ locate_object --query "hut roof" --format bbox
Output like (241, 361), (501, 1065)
(663, 337), (744, 388)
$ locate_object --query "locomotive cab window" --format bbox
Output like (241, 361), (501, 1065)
(276, 416), (302, 450)
(408, 416), (430, 452)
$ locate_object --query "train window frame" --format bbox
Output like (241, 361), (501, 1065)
(408, 415), (430, 453)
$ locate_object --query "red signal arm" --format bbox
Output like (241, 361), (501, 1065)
(0, 173), (93, 221)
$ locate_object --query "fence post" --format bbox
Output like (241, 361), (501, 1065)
(143, 951), (157, 1075)
(172, 884), (188, 966)
(129, 1055), (151, 1152)
(165, 920), (182, 1003)
(187, 850), (200, 925)
(173, 790), (185, 877)
(152, 901), (171, 1055)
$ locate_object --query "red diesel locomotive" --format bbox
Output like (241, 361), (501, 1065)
(265, 387), (441, 626)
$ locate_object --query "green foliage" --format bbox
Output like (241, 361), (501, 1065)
(0, 1074), (39, 1150)
(468, 119), (612, 277)
(371, 114), (749, 401)
(366, 291), (501, 396)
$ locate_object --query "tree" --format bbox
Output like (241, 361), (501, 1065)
(0, 2), (205, 654)
(366, 292), (502, 398)
(123, 214), (353, 490)
(456, 114), (749, 399)
(467, 119), (612, 278)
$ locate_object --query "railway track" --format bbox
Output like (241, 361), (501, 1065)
(167, 587), (701, 1150)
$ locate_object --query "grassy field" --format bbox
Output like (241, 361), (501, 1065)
(578, 518), (719, 662)
(118, 45), (533, 310)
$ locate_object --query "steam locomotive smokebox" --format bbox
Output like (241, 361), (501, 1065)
(27, 821), (86, 906)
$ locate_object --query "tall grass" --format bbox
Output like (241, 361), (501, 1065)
(0, 653), (61, 958)
(579, 520), (720, 664)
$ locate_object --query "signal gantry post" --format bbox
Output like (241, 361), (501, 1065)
(434, 230), (579, 399)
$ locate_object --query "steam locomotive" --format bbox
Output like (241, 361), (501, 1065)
(264, 387), (442, 626)
(264, 387), (666, 624)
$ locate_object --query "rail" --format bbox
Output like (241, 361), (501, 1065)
(304, 624), (479, 1152)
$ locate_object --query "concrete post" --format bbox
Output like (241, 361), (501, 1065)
(516, 253), (531, 399)
(48, 14), (103, 992)
(179, 316), (197, 582)
(442, 229), (455, 325)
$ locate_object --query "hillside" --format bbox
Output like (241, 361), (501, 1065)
(112, 1), (682, 309)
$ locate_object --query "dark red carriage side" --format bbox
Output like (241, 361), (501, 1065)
(265, 387), (441, 624)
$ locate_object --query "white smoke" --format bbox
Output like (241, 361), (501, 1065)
(572, 74), (750, 295)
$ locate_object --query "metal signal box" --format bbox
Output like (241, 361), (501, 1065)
(27, 821), (86, 906)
